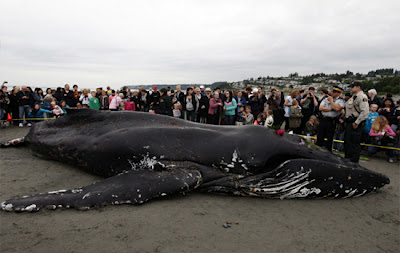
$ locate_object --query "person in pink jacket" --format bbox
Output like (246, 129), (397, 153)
(207, 91), (223, 125)
(368, 115), (396, 162)
(109, 93), (123, 111)
(124, 97), (136, 111)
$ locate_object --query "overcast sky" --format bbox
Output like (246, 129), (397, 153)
(1, 0), (399, 89)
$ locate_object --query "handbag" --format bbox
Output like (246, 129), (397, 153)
(372, 135), (395, 146)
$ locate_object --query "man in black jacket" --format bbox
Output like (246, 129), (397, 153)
(150, 86), (160, 111)
(62, 84), (76, 107)
(17, 86), (34, 127)
(139, 89), (151, 112)
(156, 88), (173, 116)
(300, 87), (319, 131)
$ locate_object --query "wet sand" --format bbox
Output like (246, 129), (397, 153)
(0, 127), (399, 253)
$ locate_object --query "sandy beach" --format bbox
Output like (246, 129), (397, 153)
(0, 127), (399, 253)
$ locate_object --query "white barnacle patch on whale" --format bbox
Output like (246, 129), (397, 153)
(82, 193), (91, 199)
(3, 203), (13, 212)
(72, 189), (83, 194)
(48, 189), (67, 194)
(232, 150), (239, 162)
(128, 153), (158, 170)
(220, 160), (228, 166)
(343, 189), (358, 198)
(25, 204), (37, 212)
(353, 189), (367, 198)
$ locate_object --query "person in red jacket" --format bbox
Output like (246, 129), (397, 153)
(124, 97), (136, 111)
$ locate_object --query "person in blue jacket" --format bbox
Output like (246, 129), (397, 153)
(29, 103), (52, 124)
(234, 91), (247, 113)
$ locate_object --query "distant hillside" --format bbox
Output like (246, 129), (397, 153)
(126, 84), (210, 90)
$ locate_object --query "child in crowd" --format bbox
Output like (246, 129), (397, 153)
(52, 105), (64, 117)
(365, 104), (379, 134)
(119, 101), (126, 111)
(333, 110), (346, 152)
(265, 110), (274, 128)
(243, 106), (254, 125)
(89, 91), (101, 110)
(124, 97), (136, 111)
(304, 115), (319, 136)
(173, 103), (182, 118)
(43, 95), (52, 110)
(235, 106), (245, 125)
(256, 113), (265, 126)
(50, 98), (58, 109)
(50, 101), (57, 110)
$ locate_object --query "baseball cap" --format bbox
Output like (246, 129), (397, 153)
(153, 86), (158, 90)
(200, 85), (205, 89)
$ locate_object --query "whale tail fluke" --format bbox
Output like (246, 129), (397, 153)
(0, 137), (25, 148)
(1, 168), (202, 212)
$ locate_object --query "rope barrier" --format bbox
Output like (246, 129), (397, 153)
(297, 134), (400, 151)
(0, 118), (56, 122)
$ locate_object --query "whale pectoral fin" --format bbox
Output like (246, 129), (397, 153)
(0, 137), (25, 148)
(238, 159), (390, 199)
(1, 168), (202, 212)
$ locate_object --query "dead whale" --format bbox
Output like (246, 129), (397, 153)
(0, 109), (390, 212)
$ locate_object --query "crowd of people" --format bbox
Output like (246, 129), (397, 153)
(1, 82), (399, 162)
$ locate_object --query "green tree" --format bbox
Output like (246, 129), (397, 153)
(392, 85), (400, 94)
(346, 70), (354, 77)
(383, 86), (393, 93)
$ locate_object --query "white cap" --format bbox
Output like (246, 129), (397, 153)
(200, 85), (205, 89)
(252, 88), (259, 93)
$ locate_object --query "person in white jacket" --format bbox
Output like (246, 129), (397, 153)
(79, 89), (92, 108)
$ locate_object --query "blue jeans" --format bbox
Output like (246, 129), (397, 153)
(186, 110), (196, 122)
(19, 105), (31, 124)
(0, 108), (4, 125)
(333, 131), (345, 151)
(368, 146), (394, 159)
(225, 115), (236, 125)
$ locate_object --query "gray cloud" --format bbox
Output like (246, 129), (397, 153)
(1, 0), (399, 89)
